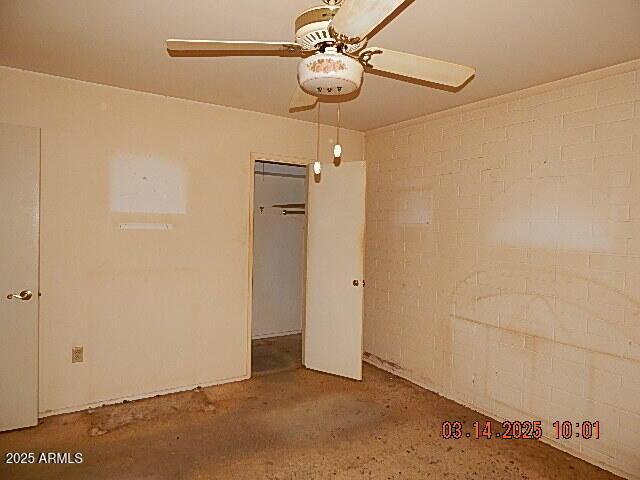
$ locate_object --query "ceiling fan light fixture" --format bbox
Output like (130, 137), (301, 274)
(298, 48), (363, 96)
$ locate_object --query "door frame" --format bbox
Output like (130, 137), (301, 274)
(246, 152), (313, 377)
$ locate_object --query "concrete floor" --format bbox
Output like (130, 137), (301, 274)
(251, 333), (302, 376)
(0, 343), (621, 479)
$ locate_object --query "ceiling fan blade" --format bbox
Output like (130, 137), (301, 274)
(364, 48), (475, 88)
(166, 39), (303, 57)
(289, 86), (318, 113)
(329, 0), (410, 41)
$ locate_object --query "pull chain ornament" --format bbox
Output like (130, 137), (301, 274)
(313, 102), (322, 175)
(334, 103), (342, 160)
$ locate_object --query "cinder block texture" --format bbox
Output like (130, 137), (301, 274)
(364, 61), (640, 479)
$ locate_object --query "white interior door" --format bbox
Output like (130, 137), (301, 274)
(0, 123), (40, 431)
(304, 161), (365, 380)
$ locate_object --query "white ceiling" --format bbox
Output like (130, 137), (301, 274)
(1, 0), (639, 131)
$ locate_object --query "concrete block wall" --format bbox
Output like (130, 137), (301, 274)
(364, 59), (640, 479)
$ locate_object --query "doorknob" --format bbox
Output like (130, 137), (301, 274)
(352, 280), (359, 286)
(6, 290), (33, 301)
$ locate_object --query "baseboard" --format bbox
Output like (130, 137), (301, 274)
(39, 373), (250, 418)
(251, 329), (302, 340)
(362, 353), (637, 480)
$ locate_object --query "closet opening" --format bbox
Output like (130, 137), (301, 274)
(250, 159), (307, 376)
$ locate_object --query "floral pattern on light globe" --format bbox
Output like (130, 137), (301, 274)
(307, 58), (347, 74)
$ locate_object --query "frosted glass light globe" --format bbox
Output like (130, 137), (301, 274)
(313, 161), (322, 175)
(298, 49), (363, 96)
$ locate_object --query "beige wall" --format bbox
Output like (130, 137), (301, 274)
(252, 162), (305, 338)
(0, 66), (363, 415)
(364, 59), (640, 479)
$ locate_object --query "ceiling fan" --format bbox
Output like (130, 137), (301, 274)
(166, 0), (475, 113)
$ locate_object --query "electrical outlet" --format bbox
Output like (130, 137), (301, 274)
(72, 346), (84, 363)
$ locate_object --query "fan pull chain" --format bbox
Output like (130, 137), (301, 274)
(334, 103), (342, 160)
(313, 102), (322, 175)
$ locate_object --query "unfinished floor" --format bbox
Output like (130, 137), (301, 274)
(0, 356), (619, 479)
(251, 333), (302, 376)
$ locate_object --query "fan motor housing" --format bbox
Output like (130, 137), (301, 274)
(298, 51), (363, 96)
(294, 6), (365, 54)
